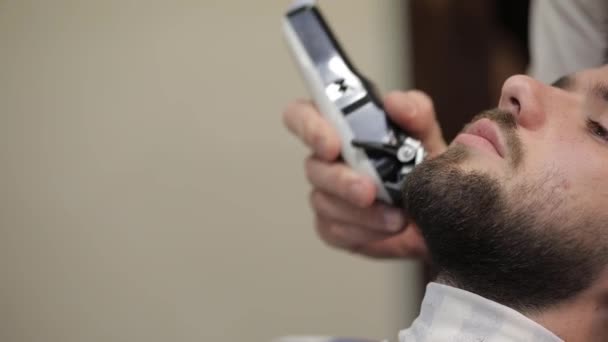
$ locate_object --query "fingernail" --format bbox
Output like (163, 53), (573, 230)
(383, 209), (404, 232)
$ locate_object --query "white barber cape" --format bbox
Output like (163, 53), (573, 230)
(398, 283), (562, 342)
(276, 283), (562, 342)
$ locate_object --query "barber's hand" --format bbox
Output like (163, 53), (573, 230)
(282, 90), (447, 258)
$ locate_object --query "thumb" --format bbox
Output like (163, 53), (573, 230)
(384, 90), (447, 157)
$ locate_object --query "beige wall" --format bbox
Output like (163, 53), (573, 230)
(0, 1), (421, 341)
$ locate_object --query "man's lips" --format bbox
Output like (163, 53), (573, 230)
(453, 118), (506, 158)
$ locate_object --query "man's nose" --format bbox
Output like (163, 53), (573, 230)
(498, 75), (546, 130)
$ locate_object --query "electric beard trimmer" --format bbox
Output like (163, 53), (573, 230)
(282, 1), (425, 204)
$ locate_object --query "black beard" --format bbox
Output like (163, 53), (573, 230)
(402, 145), (604, 312)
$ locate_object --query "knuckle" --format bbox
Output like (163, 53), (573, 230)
(334, 167), (353, 188)
(383, 90), (402, 102)
(309, 125), (324, 150)
(336, 174), (355, 199)
(294, 98), (314, 107)
(317, 130), (341, 161)
(324, 136), (341, 158)
(349, 243), (366, 255)
(365, 206), (384, 226)
(315, 219), (336, 247)
(308, 190), (324, 211)
(282, 99), (316, 135)
(308, 190), (316, 209)
(327, 224), (348, 246)
(281, 101), (299, 126)
(304, 117), (323, 147)
(304, 157), (316, 183)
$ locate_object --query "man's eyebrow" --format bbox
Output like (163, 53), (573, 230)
(551, 74), (608, 104)
(591, 81), (608, 103)
(551, 75), (574, 90)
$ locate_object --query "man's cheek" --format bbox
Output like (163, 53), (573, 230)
(534, 155), (592, 206)
(555, 144), (608, 196)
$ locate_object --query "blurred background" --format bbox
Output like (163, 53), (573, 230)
(0, 1), (528, 341)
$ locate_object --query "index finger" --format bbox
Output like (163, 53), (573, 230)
(282, 99), (341, 161)
(384, 90), (447, 157)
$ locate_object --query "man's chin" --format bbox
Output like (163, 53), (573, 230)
(402, 147), (601, 313)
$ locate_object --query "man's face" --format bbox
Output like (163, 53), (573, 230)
(403, 65), (608, 311)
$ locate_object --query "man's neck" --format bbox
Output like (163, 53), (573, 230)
(435, 273), (608, 342)
(400, 283), (563, 342)
(526, 285), (608, 342)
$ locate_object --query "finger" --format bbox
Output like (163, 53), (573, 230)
(356, 224), (428, 259)
(305, 157), (376, 208)
(310, 190), (405, 233)
(282, 99), (341, 161)
(314, 215), (394, 252)
(384, 90), (447, 157)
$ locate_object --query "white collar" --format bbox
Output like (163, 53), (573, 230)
(398, 282), (563, 342)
